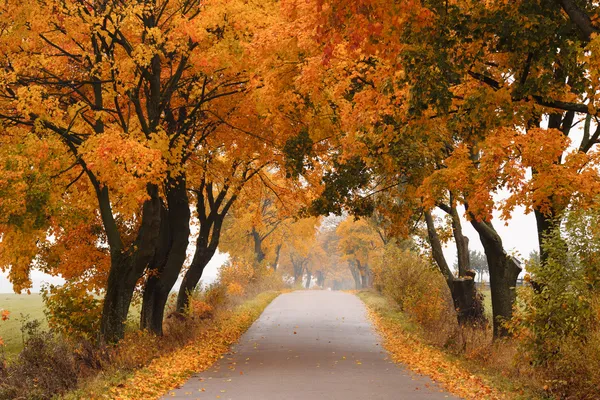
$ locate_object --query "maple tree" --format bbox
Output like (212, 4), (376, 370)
(0, 0), (599, 351)
(278, 0), (600, 337)
(0, 0), (291, 340)
(219, 173), (311, 270)
(335, 217), (384, 289)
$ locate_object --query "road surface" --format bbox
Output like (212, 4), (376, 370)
(162, 290), (459, 399)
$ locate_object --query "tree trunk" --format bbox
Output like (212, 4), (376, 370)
(425, 210), (484, 326)
(100, 254), (138, 343)
(305, 269), (312, 289)
(356, 260), (370, 288)
(534, 208), (560, 264)
(272, 243), (282, 271)
(141, 176), (190, 335)
(470, 218), (522, 337)
(532, 112), (569, 264)
(293, 263), (304, 285)
(100, 184), (162, 343)
(348, 260), (361, 289)
(424, 211), (454, 286)
(176, 246), (218, 313)
(450, 206), (470, 276)
(316, 270), (325, 287)
(252, 227), (265, 264)
(176, 182), (235, 313)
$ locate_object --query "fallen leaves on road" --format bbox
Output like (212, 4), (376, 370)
(363, 300), (506, 400)
(105, 291), (280, 400)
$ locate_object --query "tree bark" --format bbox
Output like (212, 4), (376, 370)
(252, 227), (266, 264)
(305, 268), (312, 289)
(437, 203), (485, 324)
(316, 270), (325, 287)
(176, 181), (237, 313)
(293, 263), (304, 285)
(356, 259), (370, 289)
(141, 176), (190, 335)
(272, 243), (282, 271)
(469, 218), (522, 337)
(176, 222), (222, 313)
(555, 0), (597, 41)
(425, 210), (484, 327)
(424, 211), (454, 286)
(348, 260), (361, 289)
(100, 184), (162, 343)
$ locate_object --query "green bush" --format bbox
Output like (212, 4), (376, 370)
(510, 207), (600, 399)
(41, 283), (102, 341)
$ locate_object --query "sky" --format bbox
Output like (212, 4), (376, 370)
(0, 250), (229, 294)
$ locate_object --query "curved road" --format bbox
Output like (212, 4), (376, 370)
(163, 290), (459, 399)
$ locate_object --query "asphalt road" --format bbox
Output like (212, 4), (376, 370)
(162, 290), (460, 400)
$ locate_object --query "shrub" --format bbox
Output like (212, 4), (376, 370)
(0, 331), (78, 400)
(41, 283), (103, 341)
(372, 242), (457, 346)
(509, 207), (600, 399)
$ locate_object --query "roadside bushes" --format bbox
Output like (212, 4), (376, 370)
(218, 258), (285, 301)
(371, 207), (600, 399)
(0, 331), (79, 400)
(372, 242), (457, 346)
(509, 208), (600, 399)
(41, 283), (103, 341)
(0, 258), (286, 399)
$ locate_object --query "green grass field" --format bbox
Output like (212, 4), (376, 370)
(480, 287), (492, 320)
(0, 293), (48, 356)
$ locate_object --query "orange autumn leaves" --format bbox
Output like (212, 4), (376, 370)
(0, 309), (9, 347)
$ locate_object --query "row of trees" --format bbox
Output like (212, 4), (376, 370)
(0, 0), (317, 342)
(276, 0), (600, 337)
(1, 0), (599, 346)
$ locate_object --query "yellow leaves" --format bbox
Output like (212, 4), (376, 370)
(80, 125), (167, 211)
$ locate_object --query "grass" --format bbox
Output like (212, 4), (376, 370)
(358, 290), (547, 400)
(0, 293), (48, 356)
(480, 287), (492, 320)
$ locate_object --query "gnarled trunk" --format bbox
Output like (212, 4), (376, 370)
(141, 176), (190, 335)
(100, 184), (162, 343)
(425, 210), (484, 327)
(356, 259), (370, 289)
(176, 232), (221, 313)
(470, 218), (522, 337)
(176, 180), (237, 313)
(252, 227), (266, 264)
(272, 243), (282, 271)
